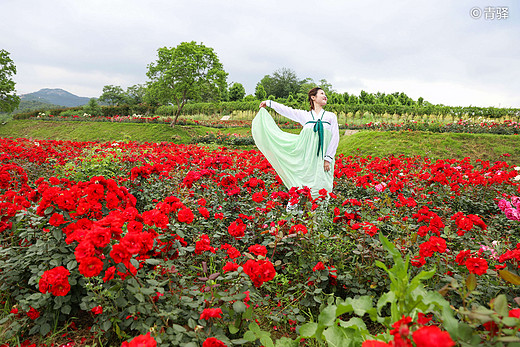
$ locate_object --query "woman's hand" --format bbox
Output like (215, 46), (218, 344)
(324, 160), (331, 172)
(259, 101), (267, 108)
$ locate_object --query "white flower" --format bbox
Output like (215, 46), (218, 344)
(515, 166), (520, 171)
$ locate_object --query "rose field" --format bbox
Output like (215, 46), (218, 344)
(1, 136), (520, 347)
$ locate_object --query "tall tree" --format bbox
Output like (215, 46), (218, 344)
(228, 82), (245, 101)
(0, 50), (20, 113)
(146, 41), (228, 126)
(271, 68), (300, 98)
(99, 85), (126, 106)
(299, 77), (317, 94)
(126, 84), (147, 105)
(255, 83), (266, 100)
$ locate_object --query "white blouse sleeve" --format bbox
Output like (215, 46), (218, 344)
(265, 100), (308, 126)
(325, 113), (339, 163)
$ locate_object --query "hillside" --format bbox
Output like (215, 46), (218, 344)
(21, 88), (92, 107)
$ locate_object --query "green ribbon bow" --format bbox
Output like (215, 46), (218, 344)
(306, 119), (330, 158)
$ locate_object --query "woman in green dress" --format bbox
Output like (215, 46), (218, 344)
(252, 87), (340, 204)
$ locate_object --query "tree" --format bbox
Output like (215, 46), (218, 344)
(255, 83), (266, 100)
(229, 82), (245, 101)
(146, 41), (228, 126)
(318, 79), (335, 94)
(0, 50), (20, 113)
(258, 68), (301, 99)
(99, 85), (126, 106)
(299, 77), (317, 94)
(83, 98), (101, 115)
(125, 84), (147, 105)
(271, 68), (300, 98)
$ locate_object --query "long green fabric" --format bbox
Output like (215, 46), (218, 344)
(251, 108), (334, 198)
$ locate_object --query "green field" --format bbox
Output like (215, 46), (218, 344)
(1, 119), (519, 163)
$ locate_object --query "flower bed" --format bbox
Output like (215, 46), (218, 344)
(0, 138), (520, 346)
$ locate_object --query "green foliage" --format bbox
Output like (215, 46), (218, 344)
(228, 82), (245, 101)
(255, 83), (267, 100)
(82, 98), (101, 116)
(259, 68), (301, 99)
(53, 147), (129, 181)
(99, 85), (126, 106)
(146, 41), (228, 124)
(0, 49), (21, 113)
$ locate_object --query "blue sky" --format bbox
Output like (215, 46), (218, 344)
(1, 0), (519, 107)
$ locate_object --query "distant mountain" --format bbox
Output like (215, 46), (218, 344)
(21, 88), (92, 107)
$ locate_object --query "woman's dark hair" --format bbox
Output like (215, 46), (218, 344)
(308, 87), (322, 111)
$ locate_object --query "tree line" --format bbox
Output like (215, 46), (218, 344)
(2, 43), (520, 125)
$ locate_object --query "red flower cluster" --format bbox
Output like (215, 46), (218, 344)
(121, 332), (157, 347)
(228, 219), (246, 239)
(242, 259), (276, 287)
(451, 212), (487, 236)
(419, 236), (447, 258)
(195, 234), (216, 254)
(203, 337), (227, 347)
(465, 257), (489, 275)
(39, 266), (71, 296)
(200, 308), (223, 320)
(363, 314), (454, 347)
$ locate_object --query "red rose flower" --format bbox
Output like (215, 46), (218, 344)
(39, 266), (71, 296)
(27, 307), (40, 320)
(177, 207), (194, 224)
(91, 305), (103, 315)
(198, 206), (210, 219)
(248, 244), (267, 257)
(289, 224), (308, 235)
(509, 308), (520, 318)
(79, 257), (104, 278)
(410, 256), (426, 268)
(243, 259), (276, 287)
(223, 261), (239, 273)
(203, 337), (227, 347)
(200, 308), (223, 320)
(362, 341), (390, 347)
(49, 212), (66, 226)
(228, 219), (246, 239)
(465, 257), (488, 275)
(412, 325), (455, 347)
(125, 332), (157, 347)
(312, 261), (326, 271)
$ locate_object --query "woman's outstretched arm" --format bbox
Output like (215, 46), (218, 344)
(259, 100), (308, 125)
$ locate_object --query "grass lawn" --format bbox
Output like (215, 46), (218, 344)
(1, 120), (519, 163)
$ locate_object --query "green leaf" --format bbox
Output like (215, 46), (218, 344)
(170, 324), (186, 333)
(40, 323), (51, 336)
(318, 305), (337, 327)
(134, 293), (145, 303)
(259, 335), (274, 347)
(499, 270), (520, 285)
(299, 322), (318, 338)
(229, 325), (239, 334)
(102, 320), (112, 331)
(466, 273), (477, 292)
(244, 330), (257, 342)
(275, 337), (298, 347)
(61, 305), (71, 315)
(322, 325), (352, 347)
(233, 300), (247, 313)
(493, 294), (509, 317)
(248, 321), (261, 333)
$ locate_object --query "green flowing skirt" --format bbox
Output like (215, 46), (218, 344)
(251, 108), (334, 198)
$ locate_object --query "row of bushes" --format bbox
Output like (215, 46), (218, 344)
(12, 99), (520, 121)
